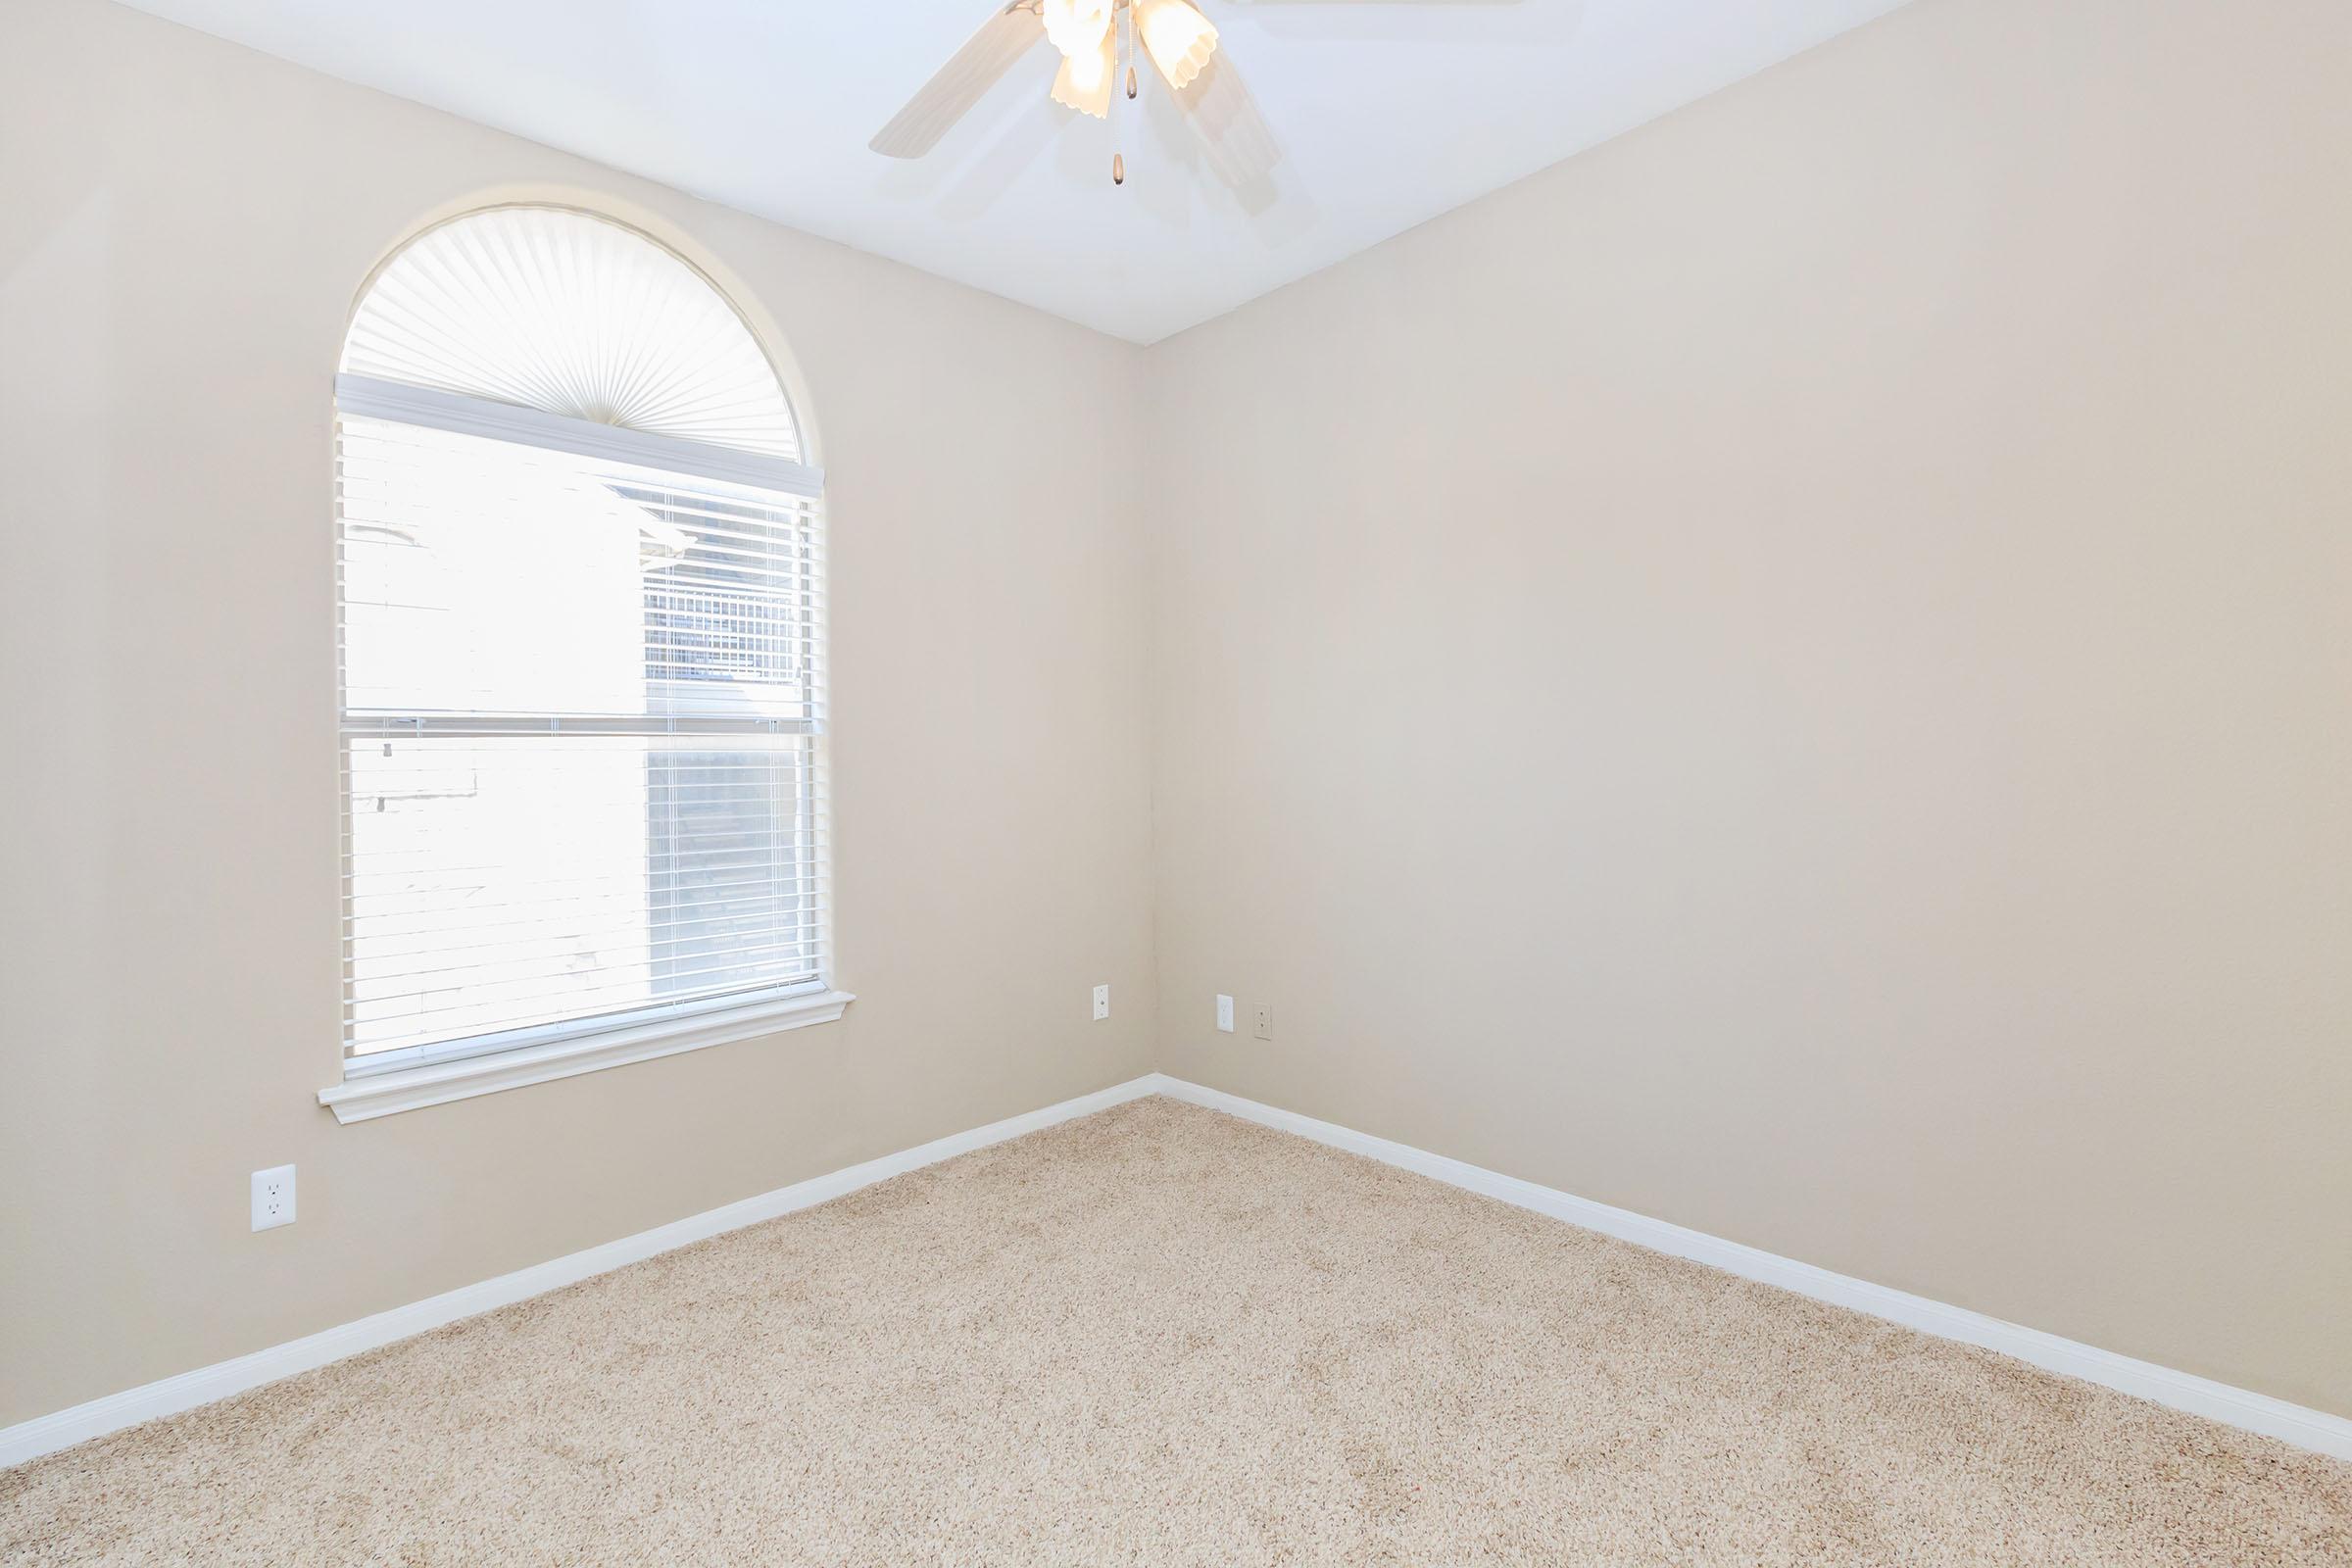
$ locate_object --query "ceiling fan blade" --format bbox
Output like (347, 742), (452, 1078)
(869, 2), (1046, 159)
(1177, 56), (1282, 191)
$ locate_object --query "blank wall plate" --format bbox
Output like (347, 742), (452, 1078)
(1251, 1003), (1273, 1042)
(1216, 995), (1235, 1033)
(1093, 984), (1110, 1021)
(251, 1165), (296, 1232)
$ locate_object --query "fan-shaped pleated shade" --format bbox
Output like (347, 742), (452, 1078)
(343, 207), (801, 461)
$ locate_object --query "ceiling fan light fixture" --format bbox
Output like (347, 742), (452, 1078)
(1049, 25), (1116, 119)
(870, 0), (1276, 190)
(1134, 0), (1217, 93)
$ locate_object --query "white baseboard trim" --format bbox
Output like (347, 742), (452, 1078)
(1145, 1074), (2352, 1462)
(12, 1072), (2347, 1471)
(0, 1075), (1163, 1470)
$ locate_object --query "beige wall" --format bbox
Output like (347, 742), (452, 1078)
(1146, 0), (2352, 1418)
(0, 0), (1155, 1426)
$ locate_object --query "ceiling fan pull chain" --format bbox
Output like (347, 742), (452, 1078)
(1112, 0), (1129, 184)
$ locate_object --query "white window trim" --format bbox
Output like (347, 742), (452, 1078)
(328, 360), (837, 1119)
(318, 986), (855, 1124)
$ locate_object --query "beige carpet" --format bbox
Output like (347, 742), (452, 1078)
(4, 1098), (2347, 1565)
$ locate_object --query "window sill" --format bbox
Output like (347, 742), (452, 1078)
(318, 988), (855, 1124)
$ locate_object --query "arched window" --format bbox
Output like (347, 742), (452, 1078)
(329, 206), (839, 1104)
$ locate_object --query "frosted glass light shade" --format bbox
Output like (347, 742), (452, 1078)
(342, 206), (801, 461)
(1135, 0), (1217, 92)
(1051, 27), (1116, 118)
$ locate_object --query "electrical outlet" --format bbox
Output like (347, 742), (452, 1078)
(1251, 1003), (1273, 1042)
(251, 1165), (296, 1232)
(1215, 994), (1235, 1033)
(1093, 983), (1110, 1021)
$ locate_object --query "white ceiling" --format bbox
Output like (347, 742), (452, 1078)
(120, 0), (1914, 343)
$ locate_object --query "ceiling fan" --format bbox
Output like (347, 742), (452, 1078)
(869, 0), (1276, 189)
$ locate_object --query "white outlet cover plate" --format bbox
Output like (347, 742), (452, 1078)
(251, 1164), (297, 1232)
(1216, 995), (1235, 1033)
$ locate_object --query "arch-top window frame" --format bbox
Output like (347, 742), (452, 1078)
(320, 205), (847, 1123)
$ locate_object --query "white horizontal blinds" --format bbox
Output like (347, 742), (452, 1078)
(338, 417), (827, 1056)
(342, 739), (824, 1053)
(338, 418), (822, 727)
(336, 207), (826, 1064)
